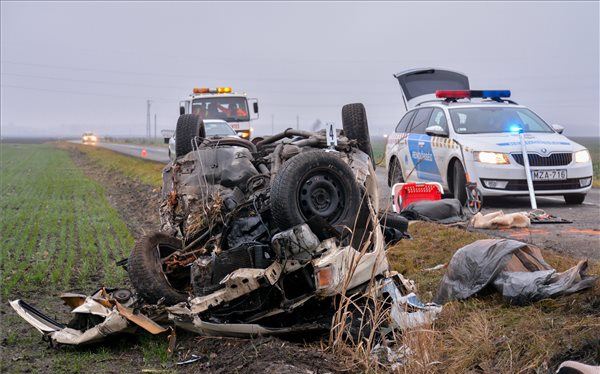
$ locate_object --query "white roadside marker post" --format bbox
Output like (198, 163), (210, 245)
(518, 129), (537, 210)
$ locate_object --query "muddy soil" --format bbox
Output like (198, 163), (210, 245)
(0, 147), (349, 374)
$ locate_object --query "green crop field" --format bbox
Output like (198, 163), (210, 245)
(0, 144), (133, 299)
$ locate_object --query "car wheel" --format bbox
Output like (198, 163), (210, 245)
(128, 232), (188, 305)
(175, 114), (206, 158)
(388, 158), (404, 187)
(341, 103), (375, 168)
(453, 161), (467, 205)
(270, 151), (363, 231)
(564, 193), (586, 205)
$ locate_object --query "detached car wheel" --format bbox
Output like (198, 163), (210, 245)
(564, 193), (586, 205)
(271, 151), (363, 231)
(128, 232), (188, 305)
(342, 103), (375, 168)
(175, 114), (206, 158)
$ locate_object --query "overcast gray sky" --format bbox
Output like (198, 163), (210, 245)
(1, 1), (598, 138)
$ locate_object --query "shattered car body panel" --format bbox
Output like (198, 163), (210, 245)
(9, 289), (148, 346)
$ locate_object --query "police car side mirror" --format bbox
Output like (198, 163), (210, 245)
(425, 125), (448, 137)
(551, 124), (564, 134)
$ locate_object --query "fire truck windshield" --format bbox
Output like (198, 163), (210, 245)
(192, 97), (250, 122)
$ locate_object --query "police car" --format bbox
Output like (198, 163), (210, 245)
(385, 68), (593, 205)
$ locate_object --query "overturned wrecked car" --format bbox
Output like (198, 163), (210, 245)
(11, 103), (426, 344)
(129, 104), (406, 336)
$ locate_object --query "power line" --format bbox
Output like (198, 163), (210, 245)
(1, 84), (406, 109)
(0, 84), (178, 102)
(0, 60), (390, 84)
(1, 72), (187, 90)
(1, 71), (402, 96)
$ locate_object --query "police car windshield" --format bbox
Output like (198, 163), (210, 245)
(449, 107), (554, 134)
(192, 97), (250, 122)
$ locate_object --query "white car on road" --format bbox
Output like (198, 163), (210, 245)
(168, 119), (240, 160)
(385, 68), (593, 205)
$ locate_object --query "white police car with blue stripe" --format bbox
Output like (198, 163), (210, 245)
(385, 68), (593, 205)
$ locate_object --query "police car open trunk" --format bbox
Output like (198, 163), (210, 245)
(394, 68), (470, 110)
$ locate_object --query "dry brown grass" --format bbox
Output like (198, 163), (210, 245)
(56, 142), (165, 186)
(384, 222), (600, 374)
(329, 221), (599, 373)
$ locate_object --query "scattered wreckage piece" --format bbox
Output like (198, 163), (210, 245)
(471, 210), (530, 229)
(556, 361), (600, 374)
(435, 239), (598, 305)
(381, 277), (442, 330)
(9, 288), (166, 346)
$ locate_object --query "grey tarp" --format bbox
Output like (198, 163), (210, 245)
(435, 239), (597, 305)
(400, 199), (466, 224)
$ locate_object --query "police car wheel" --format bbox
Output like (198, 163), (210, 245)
(341, 103), (375, 168)
(388, 159), (404, 187)
(452, 162), (467, 205)
(175, 114), (206, 157)
(563, 193), (585, 205)
(270, 151), (362, 231)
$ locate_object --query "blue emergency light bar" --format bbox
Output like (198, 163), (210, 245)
(436, 90), (511, 99)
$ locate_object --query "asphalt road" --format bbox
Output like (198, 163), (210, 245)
(376, 167), (600, 260)
(93, 141), (599, 260)
(87, 141), (171, 163)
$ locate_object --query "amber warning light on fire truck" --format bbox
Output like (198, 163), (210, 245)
(193, 87), (233, 94)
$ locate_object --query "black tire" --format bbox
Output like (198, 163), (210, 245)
(388, 158), (404, 187)
(271, 151), (363, 231)
(175, 114), (206, 158)
(453, 161), (467, 205)
(128, 232), (188, 305)
(564, 193), (586, 205)
(341, 103), (375, 168)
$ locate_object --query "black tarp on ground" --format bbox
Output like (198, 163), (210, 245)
(400, 199), (466, 224)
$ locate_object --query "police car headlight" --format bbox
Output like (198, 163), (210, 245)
(575, 150), (590, 163)
(474, 151), (510, 164)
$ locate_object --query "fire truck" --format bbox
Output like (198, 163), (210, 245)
(178, 87), (259, 139)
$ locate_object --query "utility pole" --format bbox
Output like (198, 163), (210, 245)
(296, 114), (299, 130)
(146, 100), (151, 139)
(271, 114), (274, 135)
(154, 114), (157, 140)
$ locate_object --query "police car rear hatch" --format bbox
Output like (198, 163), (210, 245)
(394, 68), (469, 110)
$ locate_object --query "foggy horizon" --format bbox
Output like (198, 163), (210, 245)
(1, 1), (598, 138)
